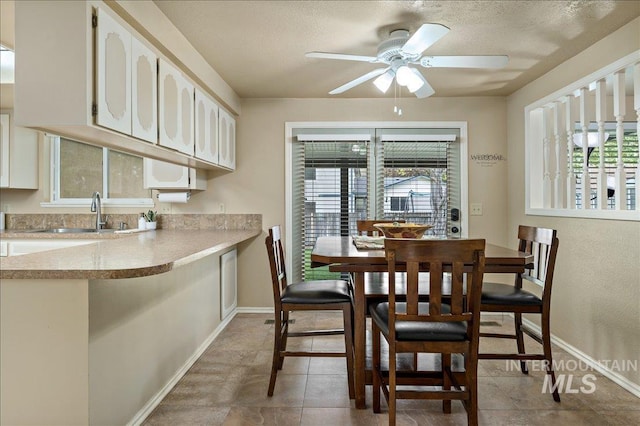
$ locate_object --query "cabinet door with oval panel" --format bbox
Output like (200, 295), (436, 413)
(218, 108), (235, 170)
(143, 158), (207, 190)
(95, 7), (131, 135)
(95, 7), (157, 144)
(131, 37), (157, 143)
(195, 88), (219, 164)
(159, 59), (194, 156)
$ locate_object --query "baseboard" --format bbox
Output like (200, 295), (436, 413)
(235, 306), (274, 314)
(127, 310), (238, 426)
(521, 317), (640, 398)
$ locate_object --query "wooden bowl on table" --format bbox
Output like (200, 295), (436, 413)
(373, 222), (433, 239)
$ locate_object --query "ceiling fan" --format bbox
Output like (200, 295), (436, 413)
(306, 23), (508, 98)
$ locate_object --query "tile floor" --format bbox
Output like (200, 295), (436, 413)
(144, 313), (639, 425)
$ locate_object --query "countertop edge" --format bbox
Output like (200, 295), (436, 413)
(0, 229), (261, 280)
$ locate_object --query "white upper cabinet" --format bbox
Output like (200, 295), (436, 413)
(96, 7), (157, 143)
(95, 7), (132, 136)
(159, 59), (195, 156)
(0, 112), (39, 189)
(194, 88), (219, 164)
(131, 38), (158, 143)
(218, 108), (236, 170)
(0, 114), (9, 187)
(14, 1), (234, 171)
(143, 159), (207, 190)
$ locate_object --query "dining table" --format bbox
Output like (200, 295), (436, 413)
(310, 235), (535, 409)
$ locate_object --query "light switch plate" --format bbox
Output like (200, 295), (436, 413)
(470, 203), (483, 216)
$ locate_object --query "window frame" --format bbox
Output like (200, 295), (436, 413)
(285, 121), (469, 282)
(43, 135), (154, 208)
(524, 51), (639, 221)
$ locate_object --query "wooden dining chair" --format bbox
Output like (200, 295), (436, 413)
(264, 225), (355, 398)
(356, 219), (405, 236)
(478, 225), (561, 402)
(371, 238), (486, 426)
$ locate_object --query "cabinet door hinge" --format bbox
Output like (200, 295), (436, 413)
(92, 103), (98, 116)
(92, 13), (98, 28)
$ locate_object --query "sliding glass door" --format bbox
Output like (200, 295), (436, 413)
(289, 125), (464, 281)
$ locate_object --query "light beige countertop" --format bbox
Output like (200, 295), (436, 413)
(0, 229), (260, 280)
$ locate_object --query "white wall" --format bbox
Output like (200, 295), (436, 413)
(506, 17), (640, 389)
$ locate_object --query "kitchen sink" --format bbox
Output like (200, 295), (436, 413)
(30, 228), (116, 234)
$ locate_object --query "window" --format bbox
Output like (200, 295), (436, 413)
(50, 136), (152, 205)
(389, 196), (407, 212)
(287, 124), (466, 282)
(525, 52), (639, 221)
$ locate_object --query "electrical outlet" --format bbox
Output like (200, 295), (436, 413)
(219, 203), (225, 213)
(2, 204), (8, 212)
(470, 203), (483, 216)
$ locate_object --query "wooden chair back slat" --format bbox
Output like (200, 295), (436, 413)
(384, 238), (486, 339)
(516, 225), (558, 296)
(266, 226), (289, 306)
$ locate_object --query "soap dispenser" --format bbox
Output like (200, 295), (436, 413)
(138, 213), (146, 230)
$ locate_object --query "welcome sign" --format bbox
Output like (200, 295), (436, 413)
(470, 153), (507, 167)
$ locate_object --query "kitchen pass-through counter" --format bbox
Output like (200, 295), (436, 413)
(0, 227), (261, 426)
(0, 229), (259, 279)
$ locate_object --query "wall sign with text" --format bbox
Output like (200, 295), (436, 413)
(470, 153), (507, 167)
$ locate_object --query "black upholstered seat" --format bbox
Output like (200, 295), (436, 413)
(281, 280), (352, 304)
(370, 302), (467, 341)
(480, 282), (542, 306)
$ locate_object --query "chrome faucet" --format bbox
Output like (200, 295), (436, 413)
(90, 191), (106, 230)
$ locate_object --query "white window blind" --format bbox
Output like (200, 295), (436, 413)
(374, 136), (460, 236)
(291, 128), (460, 282)
(292, 131), (371, 280)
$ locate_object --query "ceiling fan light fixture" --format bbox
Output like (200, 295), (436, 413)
(395, 65), (413, 87)
(373, 70), (395, 93)
(396, 65), (424, 92)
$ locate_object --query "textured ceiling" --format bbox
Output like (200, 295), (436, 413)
(154, 1), (639, 99)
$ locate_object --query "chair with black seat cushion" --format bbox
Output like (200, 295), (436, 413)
(371, 238), (486, 426)
(265, 225), (355, 398)
(479, 225), (560, 402)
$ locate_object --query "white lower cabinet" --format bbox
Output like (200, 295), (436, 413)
(220, 248), (237, 321)
(143, 158), (207, 190)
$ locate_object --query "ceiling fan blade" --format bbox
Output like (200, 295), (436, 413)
(409, 68), (435, 98)
(401, 23), (450, 56)
(329, 68), (389, 95)
(306, 51), (378, 62)
(420, 55), (509, 69)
